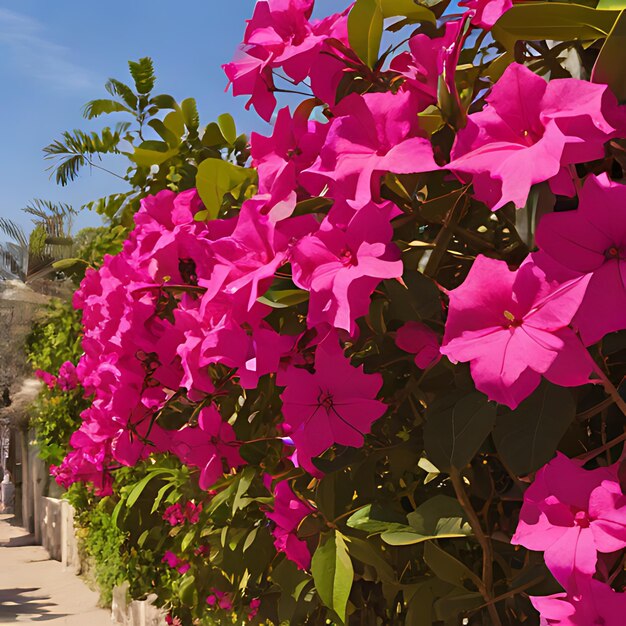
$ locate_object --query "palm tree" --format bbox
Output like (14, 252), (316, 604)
(0, 200), (77, 282)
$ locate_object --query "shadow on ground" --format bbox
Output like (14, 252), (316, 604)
(0, 587), (67, 622)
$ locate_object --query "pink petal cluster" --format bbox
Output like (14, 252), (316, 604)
(162, 551), (191, 574)
(265, 480), (316, 570)
(514, 455), (626, 624)
(395, 321), (441, 369)
(206, 589), (233, 611)
(35, 369), (58, 390)
(459, 0), (512, 28)
(305, 91), (438, 208)
(449, 63), (625, 210)
(441, 255), (593, 409)
(223, 0), (349, 120)
(291, 203), (403, 334)
(280, 332), (387, 466)
(535, 173), (626, 346)
(162, 501), (202, 526)
(512, 454), (626, 586)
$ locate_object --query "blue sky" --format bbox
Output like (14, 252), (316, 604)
(0, 0), (347, 236)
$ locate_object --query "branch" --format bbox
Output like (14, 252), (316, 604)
(450, 467), (503, 626)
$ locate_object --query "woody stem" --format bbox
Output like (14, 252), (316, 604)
(450, 468), (503, 626)
(591, 360), (626, 418)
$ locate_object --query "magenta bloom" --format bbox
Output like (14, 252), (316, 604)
(57, 361), (79, 391)
(535, 174), (626, 345)
(35, 369), (58, 390)
(441, 256), (593, 409)
(250, 106), (328, 220)
(280, 332), (387, 464)
(512, 454), (626, 587)
(449, 63), (625, 210)
(265, 480), (315, 570)
(169, 406), (243, 490)
(531, 579), (626, 626)
(305, 90), (438, 207)
(459, 0), (512, 28)
(223, 0), (349, 121)
(291, 203), (403, 334)
(395, 321), (441, 369)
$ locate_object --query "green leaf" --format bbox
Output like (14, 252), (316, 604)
(377, 0), (435, 22)
(128, 57), (155, 95)
(423, 541), (481, 589)
(130, 140), (178, 167)
(195, 159), (256, 219)
(181, 98), (200, 131)
(348, 0), (384, 68)
(147, 119), (180, 148)
(179, 574), (196, 606)
(125, 470), (166, 508)
(493, 3), (619, 45)
(493, 381), (576, 475)
(424, 392), (496, 472)
(82, 99), (132, 119)
(346, 505), (411, 535)
(257, 289), (309, 309)
(51, 258), (85, 270)
(343, 535), (396, 584)
(217, 113), (237, 145)
(592, 9), (626, 101)
(311, 531), (354, 624)
(381, 495), (472, 546)
(181, 529), (196, 553)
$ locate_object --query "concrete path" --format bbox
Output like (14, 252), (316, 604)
(0, 514), (111, 624)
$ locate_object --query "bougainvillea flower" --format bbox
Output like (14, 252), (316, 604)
(250, 106), (329, 220)
(291, 202), (403, 334)
(57, 361), (79, 391)
(441, 256), (593, 409)
(265, 480), (315, 570)
(531, 580), (626, 626)
(223, 0), (349, 121)
(395, 321), (441, 369)
(390, 17), (469, 112)
(35, 369), (58, 390)
(459, 0), (512, 28)
(449, 63), (625, 210)
(512, 454), (626, 587)
(169, 406), (243, 490)
(305, 90), (438, 207)
(280, 332), (387, 464)
(535, 174), (626, 345)
(206, 589), (234, 610)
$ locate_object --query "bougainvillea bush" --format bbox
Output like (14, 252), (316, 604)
(38, 0), (626, 623)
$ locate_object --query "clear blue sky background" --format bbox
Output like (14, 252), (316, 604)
(0, 0), (347, 235)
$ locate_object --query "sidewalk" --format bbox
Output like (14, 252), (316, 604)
(0, 514), (111, 624)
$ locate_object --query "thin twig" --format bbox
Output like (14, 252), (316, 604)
(450, 468), (503, 626)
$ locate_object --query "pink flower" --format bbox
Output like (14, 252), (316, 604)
(265, 480), (315, 570)
(163, 503), (185, 526)
(291, 203), (403, 334)
(390, 18), (470, 113)
(441, 256), (593, 409)
(57, 361), (79, 391)
(395, 322), (441, 369)
(280, 331), (387, 463)
(459, 0), (512, 28)
(305, 90), (438, 207)
(531, 580), (626, 626)
(206, 589), (233, 611)
(223, 0), (349, 121)
(449, 63), (625, 210)
(247, 597), (261, 621)
(168, 406), (243, 490)
(35, 369), (57, 390)
(512, 454), (626, 587)
(535, 173), (626, 345)
(250, 106), (328, 220)
(162, 551), (191, 574)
